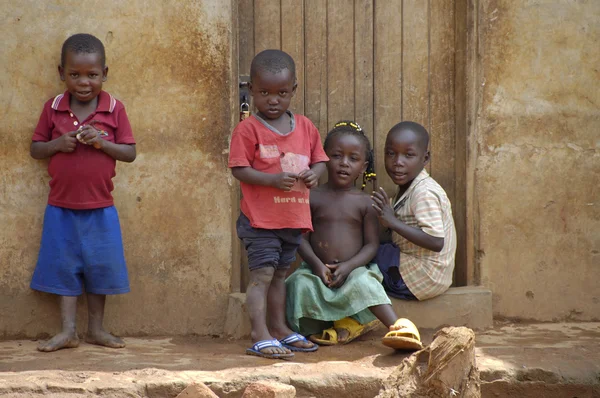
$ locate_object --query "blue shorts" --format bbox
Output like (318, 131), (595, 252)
(375, 242), (417, 300)
(236, 212), (302, 271)
(30, 205), (130, 296)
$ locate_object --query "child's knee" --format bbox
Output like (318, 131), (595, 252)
(272, 267), (289, 280)
(249, 266), (275, 285)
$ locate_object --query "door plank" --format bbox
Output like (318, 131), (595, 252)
(354, 0), (375, 146)
(254, 0), (281, 53)
(239, 0), (255, 75)
(430, 0), (455, 205)
(355, 0), (375, 191)
(402, 0), (429, 129)
(430, 0), (458, 284)
(454, 0), (469, 285)
(327, 0), (355, 127)
(282, 0), (305, 115)
(304, 0), (328, 139)
(374, 0), (403, 197)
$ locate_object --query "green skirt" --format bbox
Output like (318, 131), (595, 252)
(285, 262), (391, 336)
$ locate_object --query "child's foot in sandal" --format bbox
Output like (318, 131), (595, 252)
(246, 338), (295, 359)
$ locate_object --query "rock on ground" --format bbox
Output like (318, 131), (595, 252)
(176, 382), (219, 398)
(377, 326), (481, 398)
(242, 380), (296, 398)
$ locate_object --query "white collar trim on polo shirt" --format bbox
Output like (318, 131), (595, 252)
(51, 91), (116, 113)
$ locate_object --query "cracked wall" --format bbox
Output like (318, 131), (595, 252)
(476, 0), (600, 320)
(0, 1), (235, 337)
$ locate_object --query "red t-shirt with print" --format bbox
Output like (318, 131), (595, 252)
(32, 91), (136, 210)
(228, 114), (329, 231)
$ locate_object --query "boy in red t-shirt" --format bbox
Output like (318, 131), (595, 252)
(229, 50), (328, 358)
(29, 34), (136, 352)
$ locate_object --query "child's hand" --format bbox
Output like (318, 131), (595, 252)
(271, 172), (299, 191)
(326, 262), (352, 288)
(313, 263), (333, 286)
(371, 187), (397, 229)
(76, 125), (105, 149)
(298, 169), (319, 189)
(53, 131), (79, 153)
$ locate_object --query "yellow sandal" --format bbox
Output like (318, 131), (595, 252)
(382, 318), (424, 350)
(309, 317), (380, 345)
(309, 328), (339, 346)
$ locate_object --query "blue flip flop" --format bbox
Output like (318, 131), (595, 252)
(246, 339), (295, 359)
(280, 333), (319, 352)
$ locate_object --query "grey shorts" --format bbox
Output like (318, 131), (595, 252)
(236, 213), (302, 271)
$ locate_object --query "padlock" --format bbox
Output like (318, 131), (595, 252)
(240, 101), (250, 121)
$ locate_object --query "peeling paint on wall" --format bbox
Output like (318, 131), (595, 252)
(476, 0), (600, 321)
(0, 0), (235, 337)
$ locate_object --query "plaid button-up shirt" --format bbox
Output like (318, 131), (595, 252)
(392, 169), (457, 300)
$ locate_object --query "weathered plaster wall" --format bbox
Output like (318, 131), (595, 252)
(475, 0), (599, 320)
(0, 1), (235, 337)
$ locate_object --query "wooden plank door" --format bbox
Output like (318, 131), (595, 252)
(235, 0), (467, 291)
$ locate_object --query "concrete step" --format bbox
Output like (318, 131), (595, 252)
(224, 286), (493, 339)
(390, 286), (493, 330)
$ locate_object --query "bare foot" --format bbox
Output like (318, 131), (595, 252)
(282, 337), (316, 350)
(250, 331), (291, 355)
(271, 327), (316, 350)
(335, 328), (350, 343)
(254, 343), (291, 356)
(389, 322), (406, 331)
(38, 332), (80, 352)
(85, 330), (125, 348)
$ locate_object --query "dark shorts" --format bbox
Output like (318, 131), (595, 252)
(30, 205), (130, 296)
(375, 242), (417, 300)
(236, 213), (302, 271)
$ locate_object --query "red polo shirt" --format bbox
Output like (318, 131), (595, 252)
(32, 91), (135, 209)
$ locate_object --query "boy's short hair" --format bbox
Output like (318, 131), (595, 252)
(389, 121), (430, 151)
(61, 33), (106, 67)
(250, 49), (296, 80)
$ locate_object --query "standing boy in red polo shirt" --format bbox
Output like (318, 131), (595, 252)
(30, 33), (136, 352)
(229, 50), (328, 359)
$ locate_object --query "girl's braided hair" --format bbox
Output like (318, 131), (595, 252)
(323, 120), (376, 190)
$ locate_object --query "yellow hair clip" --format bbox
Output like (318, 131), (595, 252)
(364, 172), (377, 181)
(334, 121), (362, 132)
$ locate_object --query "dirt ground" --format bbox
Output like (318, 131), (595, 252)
(0, 323), (426, 373)
(1, 322), (599, 397)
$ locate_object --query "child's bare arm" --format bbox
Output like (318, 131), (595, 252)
(231, 167), (299, 191)
(298, 161), (327, 188)
(311, 161), (326, 175)
(298, 233), (323, 269)
(328, 203), (380, 288)
(372, 187), (444, 252)
(97, 141), (136, 162)
(298, 232), (332, 285)
(30, 131), (79, 159)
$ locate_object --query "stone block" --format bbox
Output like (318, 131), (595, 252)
(242, 380), (296, 398)
(390, 286), (493, 330)
(224, 286), (493, 340)
(176, 382), (219, 398)
(224, 292), (251, 339)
